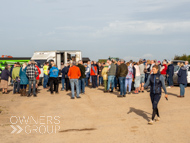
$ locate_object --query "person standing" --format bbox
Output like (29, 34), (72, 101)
(35, 63), (41, 93)
(166, 61), (174, 88)
(68, 62), (81, 99)
(0, 65), (10, 94)
(184, 61), (189, 87)
(134, 63), (140, 94)
(117, 59), (128, 97)
(98, 63), (104, 86)
(61, 63), (67, 91)
(77, 60), (86, 94)
(160, 61), (168, 81)
(49, 63), (59, 94)
(144, 65), (168, 125)
(177, 63), (187, 97)
(43, 62), (49, 89)
(19, 63), (29, 96)
(12, 62), (21, 94)
(102, 63), (109, 92)
(90, 61), (98, 88)
(107, 60), (116, 92)
(139, 60), (145, 93)
(84, 63), (90, 86)
(26, 61), (39, 97)
(125, 62), (133, 94)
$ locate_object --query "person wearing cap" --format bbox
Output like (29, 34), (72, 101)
(12, 62), (21, 94)
(166, 61), (174, 88)
(68, 61), (81, 99)
(117, 59), (128, 97)
(144, 65), (168, 125)
(102, 63), (109, 92)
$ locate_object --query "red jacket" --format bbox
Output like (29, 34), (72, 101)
(90, 65), (97, 76)
(161, 64), (167, 75)
(68, 66), (81, 79)
(35, 65), (41, 80)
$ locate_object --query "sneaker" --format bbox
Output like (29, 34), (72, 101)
(117, 95), (123, 98)
(155, 117), (160, 122)
(110, 90), (113, 93)
(128, 92), (131, 94)
(148, 120), (154, 125)
(33, 94), (37, 97)
(27, 94), (32, 97)
(76, 96), (81, 98)
(71, 97), (75, 99)
(167, 86), (171, 88)
(142, 91), (144, 93)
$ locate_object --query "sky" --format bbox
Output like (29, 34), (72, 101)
(0, 0), (190, 61)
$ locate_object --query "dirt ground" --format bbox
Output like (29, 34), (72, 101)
(0, 84), (190, 143)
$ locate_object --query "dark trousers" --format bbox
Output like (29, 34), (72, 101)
(13, 81), (20, 94)
(91, 75), (97, 88)
(65, 78), (70, 91)
(168, 75), (173, 86)
(49, 77), (59, 94)
(150, 93), (161, 120)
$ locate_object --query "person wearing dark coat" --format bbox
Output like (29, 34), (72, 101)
(177, 63), (187, 97)
(77, 60), (86, 94)
(0, 65), (10, 94)
(61, 63), (69, 91)
(167, 61), (174, 87)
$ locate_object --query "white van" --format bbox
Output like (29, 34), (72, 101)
(31, 50), (82, 84)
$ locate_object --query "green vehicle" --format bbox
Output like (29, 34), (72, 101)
(0, 57), (31, 71)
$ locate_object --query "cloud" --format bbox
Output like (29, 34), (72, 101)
(92, 20), (190, 37)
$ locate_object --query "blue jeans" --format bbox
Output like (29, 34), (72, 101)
(78, 78), (85, 94)
(85, 77), (89, 86)
(119, 77), (126, 95)
(95, 76), (98, 87)
(70, 79), (80, 98)
(168, 75), (173, 86)
(99, 76), (103, 86)
(28, 80), (36, 95)
(125, 78), (132, 92)
(61, 78), (65, 90)
(107, 75), (115, 91)
(13, 81), (20, 94)
(114, 77), (118, 88)
(43, 74), (49, 88)
(179, 84), (185, 96)
(20, 85), (27, 89)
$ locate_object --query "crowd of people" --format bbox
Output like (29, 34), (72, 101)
(0, 58), (189, 124)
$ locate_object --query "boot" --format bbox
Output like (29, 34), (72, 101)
(20, 89), (23, 96)
(23, 89), (26, 96)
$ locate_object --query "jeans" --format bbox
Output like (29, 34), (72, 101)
(65, 78), (70, 91)
(145, 73), (150, 83)
(107, 75), (115, 91)
(13, 81), (20, 94)
(91, 76), (97, 88)
(114, 76), (118, 88)
(78, 78), (85, 93)
(95, 76), (98, 87)
(125, 78), (132, 92)
(43, 74), (49, 88)
(134, 76), (140, 88)
(119, 77), (126, 95)
(99, 76), (103, 86)
(179, 84), (185, 96)
(28, 80), (36, 95)
(61, 78), (65, 90)
(168, 75), (173, 86)
(70, 79), (79, 98)
(140, 74), (145, 84)
(20, 84), (27, 89)
(85, 77), (89, 86)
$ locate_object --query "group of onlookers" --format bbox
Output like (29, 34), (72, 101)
(0, 59), (189, 99)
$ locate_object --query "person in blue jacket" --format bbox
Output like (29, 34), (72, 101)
(177, 63), (187, 98)
(167, 61), (174, 88)
(19, 63), (29, 96)
(144, 65), (168, 125)
(49, 63), (59, 94)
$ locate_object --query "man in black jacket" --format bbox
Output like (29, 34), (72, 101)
(77, 60), (86, 94)
(117, 59), (128, 97)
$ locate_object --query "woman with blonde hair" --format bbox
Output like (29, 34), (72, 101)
(19, 63), (29, 96)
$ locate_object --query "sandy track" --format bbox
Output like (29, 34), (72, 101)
(0, 85), (190, 143)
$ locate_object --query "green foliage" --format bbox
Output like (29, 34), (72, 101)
(174, 54), (190, 63)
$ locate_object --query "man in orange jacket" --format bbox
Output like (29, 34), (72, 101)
(68, 61), (81, 99)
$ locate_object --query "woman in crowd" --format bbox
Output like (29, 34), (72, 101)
(84, 63), (90, 87)
(91, 61), (98, 88)
(177, 63), (187, 98)
(139, 60), (145, 93)
(160, 61), (168, 81)
(102, 63), (109, 92)
(0, 65), (10, 94)
(125, 62), (133, 94)
(134, 62), (140, 94)
(19, 63), (29, 96)
(49, 63), (59, 94)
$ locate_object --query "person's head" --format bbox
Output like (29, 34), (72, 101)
(78, 60), (83, 65)
(30, 60), (35, 65)
(105, 63), (109, 67)
(152, 65), (159, 74)
(91, 61), (94, 65)
(177, 62), (180, 66)
(120, 59), (125, 64)
(151, 60), (154, 64)
(52, 63), (56, 67)
(22, 62), (27, 69)
(162, 61), (166, 65)
(117, 60), (121, 65)
(72, 61), (76, 66)
(16, 62), (20, 67)
(185, 61), (189, 65)
(168, 61), (172, 65)
(147, 60), (151, 65)
(139, 60), (143, 64)
(180, 63), (184, 67)
(14, 63), (17, 67)
(5, 65), (9, 70)
(98, 62), (102, 66)
(94, 61), (97, 64)
(88, 61), (90, 65)
(126, 62), (130, 66)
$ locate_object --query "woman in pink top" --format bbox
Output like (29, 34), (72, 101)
(134, 63), (141, 94)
